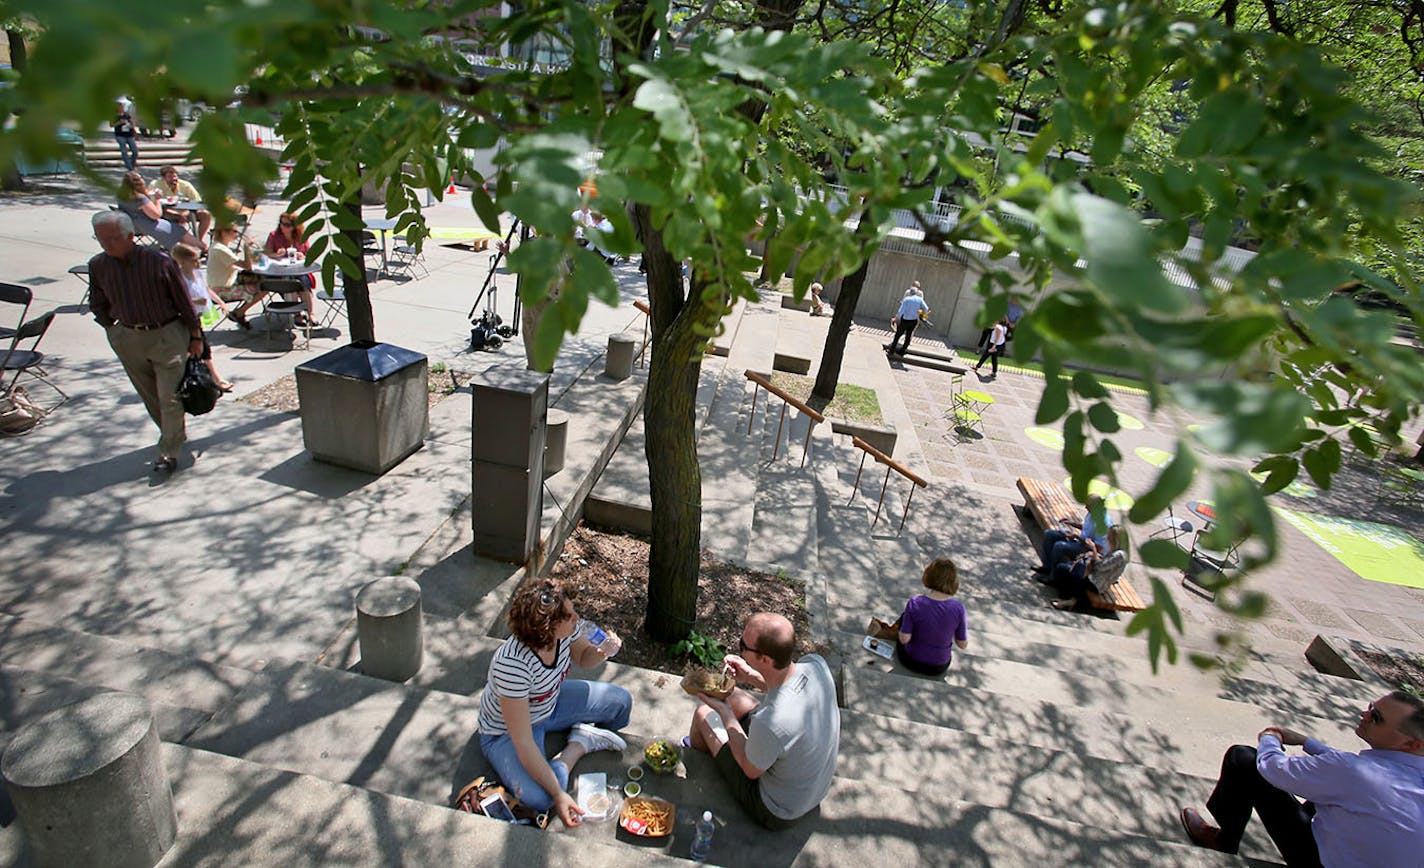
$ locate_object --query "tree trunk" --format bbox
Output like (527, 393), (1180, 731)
(2, 29), (28, 193)
(812, 209), (877, 401)
(342, 198), (375, 342)
(638, 203), (710, 643)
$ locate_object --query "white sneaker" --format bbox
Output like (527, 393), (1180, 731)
(569, 723), (626, 754)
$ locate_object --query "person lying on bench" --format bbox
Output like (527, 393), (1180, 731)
(1044, 526), (1125, 610)
(867, 557), (969, 676)
(1179, 691), (1424, 865)
(1032, 494), (1112, 576)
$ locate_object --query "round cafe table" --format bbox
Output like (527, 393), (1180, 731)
(961, 389), (995, 412)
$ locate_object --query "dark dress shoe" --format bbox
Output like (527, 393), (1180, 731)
(1031, 565), (1049, 575)
(1180, 807), (1224, 851)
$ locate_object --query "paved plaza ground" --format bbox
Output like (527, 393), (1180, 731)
(0, 171), (1421, 866)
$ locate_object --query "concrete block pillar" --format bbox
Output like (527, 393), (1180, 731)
(544, 410), (569, 477)
(2, 693), (177, 868)
(356, 576), (424, 682)
(605, 333), (636, 380)
(472, 366), (548, 563)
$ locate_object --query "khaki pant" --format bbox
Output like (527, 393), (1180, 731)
(106, 320), (188, 459)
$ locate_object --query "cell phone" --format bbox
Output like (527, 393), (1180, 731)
(479, 792), (517, 823)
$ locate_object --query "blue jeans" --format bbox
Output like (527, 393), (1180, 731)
(479, 679), (632, 811)
(115, 134), (138, 170)
(1041, 528), (1086, 570)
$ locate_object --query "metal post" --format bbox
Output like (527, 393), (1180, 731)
(872, 465), (892, 526)
(800, 421), (813, 469)
(639, 317), (649, 368)
(849, 451), (868, 505)
(747, 382), (760, 434)
(898, 483), (917, 532)
(772, 403), (788, 461)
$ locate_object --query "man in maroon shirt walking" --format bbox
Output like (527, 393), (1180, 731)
(88, 211), (204, 474)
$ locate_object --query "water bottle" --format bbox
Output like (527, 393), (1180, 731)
(690, 810), (714, 861)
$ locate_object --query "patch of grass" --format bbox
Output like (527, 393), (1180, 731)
(990, 356), (1149, 396)
(768, 372), (882, 426)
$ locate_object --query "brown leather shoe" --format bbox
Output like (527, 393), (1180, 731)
(1180, 807), (1224, 851)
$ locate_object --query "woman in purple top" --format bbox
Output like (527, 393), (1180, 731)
(896, 557), (969, 676)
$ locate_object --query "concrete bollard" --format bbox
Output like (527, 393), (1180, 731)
(544, 410), (569, 477)
(2, 693), (177, 868)
(605, 333), (636, 380)
(356, 576), (424, 682)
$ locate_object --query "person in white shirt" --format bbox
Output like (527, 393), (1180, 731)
(571, 204), (595, 243)
(973, 317), (1008, 377)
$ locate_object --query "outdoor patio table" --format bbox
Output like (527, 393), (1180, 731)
(164, 199), (206, 239)
(1185, 500), (1240, 569)
(961, 389), (995, 413)
(364, 217), (398, 275)
(248, 259), (320, 279)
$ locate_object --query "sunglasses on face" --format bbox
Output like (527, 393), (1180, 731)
(280, 221), (294, 227)
(1368, 703), (1386, 726)
(738, 636), (761, 657)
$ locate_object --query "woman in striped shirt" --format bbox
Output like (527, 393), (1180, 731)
(477, 579), (632, 827)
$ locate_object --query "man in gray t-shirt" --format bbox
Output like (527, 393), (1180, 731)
(687, 613), (840, 828)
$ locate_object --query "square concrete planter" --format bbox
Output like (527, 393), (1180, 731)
(295, 341), (428, 474)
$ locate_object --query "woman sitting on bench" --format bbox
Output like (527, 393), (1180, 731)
(1047, 526), (1125, 610)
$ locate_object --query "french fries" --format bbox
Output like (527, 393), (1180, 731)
(621, 797), (673, 836)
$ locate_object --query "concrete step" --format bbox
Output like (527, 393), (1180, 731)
(799, 772), (1250, 867)
(0, 666), (215, 748)
(830, 603), (1375, 731)
(582, 350), (726, 537)
(185, 659), (487, 807)
(708, 296), (748, 357)
(834, 707), (1281, 862)
(840, 656), (1356, 780)
(0, 611), (254, 741)
(1, 741), (682, 867)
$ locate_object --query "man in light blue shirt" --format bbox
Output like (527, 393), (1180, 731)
(1180, 690), (1424, 866)
(886, 282), (930, 356)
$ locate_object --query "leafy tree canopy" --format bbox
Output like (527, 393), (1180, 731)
(2, 0), (1420, 666)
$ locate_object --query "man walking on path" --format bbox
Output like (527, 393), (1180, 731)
(88, 210), (204, 474)
(1179, 690), (1424, 866)
(887, 282), (929, 356)
(112, 99), (138, 170)
(687, 613), (839, 829)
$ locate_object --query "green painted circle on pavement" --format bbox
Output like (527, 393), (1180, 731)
(1115, 411), (1145, 431)
(1024, 427), (1064, 451)
(1134, 446), (1172, 468)
(1064, 477), (1136, 511)
(1250, 469), (1317, 499)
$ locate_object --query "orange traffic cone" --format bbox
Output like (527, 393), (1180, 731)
(447, 177), (457, 194)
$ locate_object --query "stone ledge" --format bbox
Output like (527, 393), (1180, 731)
(1305, 634), (1411, 693)
(830, 420), (896, 457)
(772, 352), (811, 375)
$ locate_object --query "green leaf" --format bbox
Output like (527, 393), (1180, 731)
(1036, 376), (1069, 424)
(1087, 402), (1120, 433)
(632, 75), (693, 143)
(1127, 441), (1197, 523)
(1072, 371), (1110, 399)
(1140, 539), (1190, 569)
(1068, 193), (1186, 315)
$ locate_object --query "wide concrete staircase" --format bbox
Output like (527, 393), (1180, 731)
(0, 299), (1383, 866)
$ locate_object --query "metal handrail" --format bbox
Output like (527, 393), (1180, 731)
(849, 436), (928, 532)
(744, 369), (824, 467)
(632, 299), (650, 367)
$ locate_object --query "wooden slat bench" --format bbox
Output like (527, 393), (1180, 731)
(1016, 477), (1146, 612)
